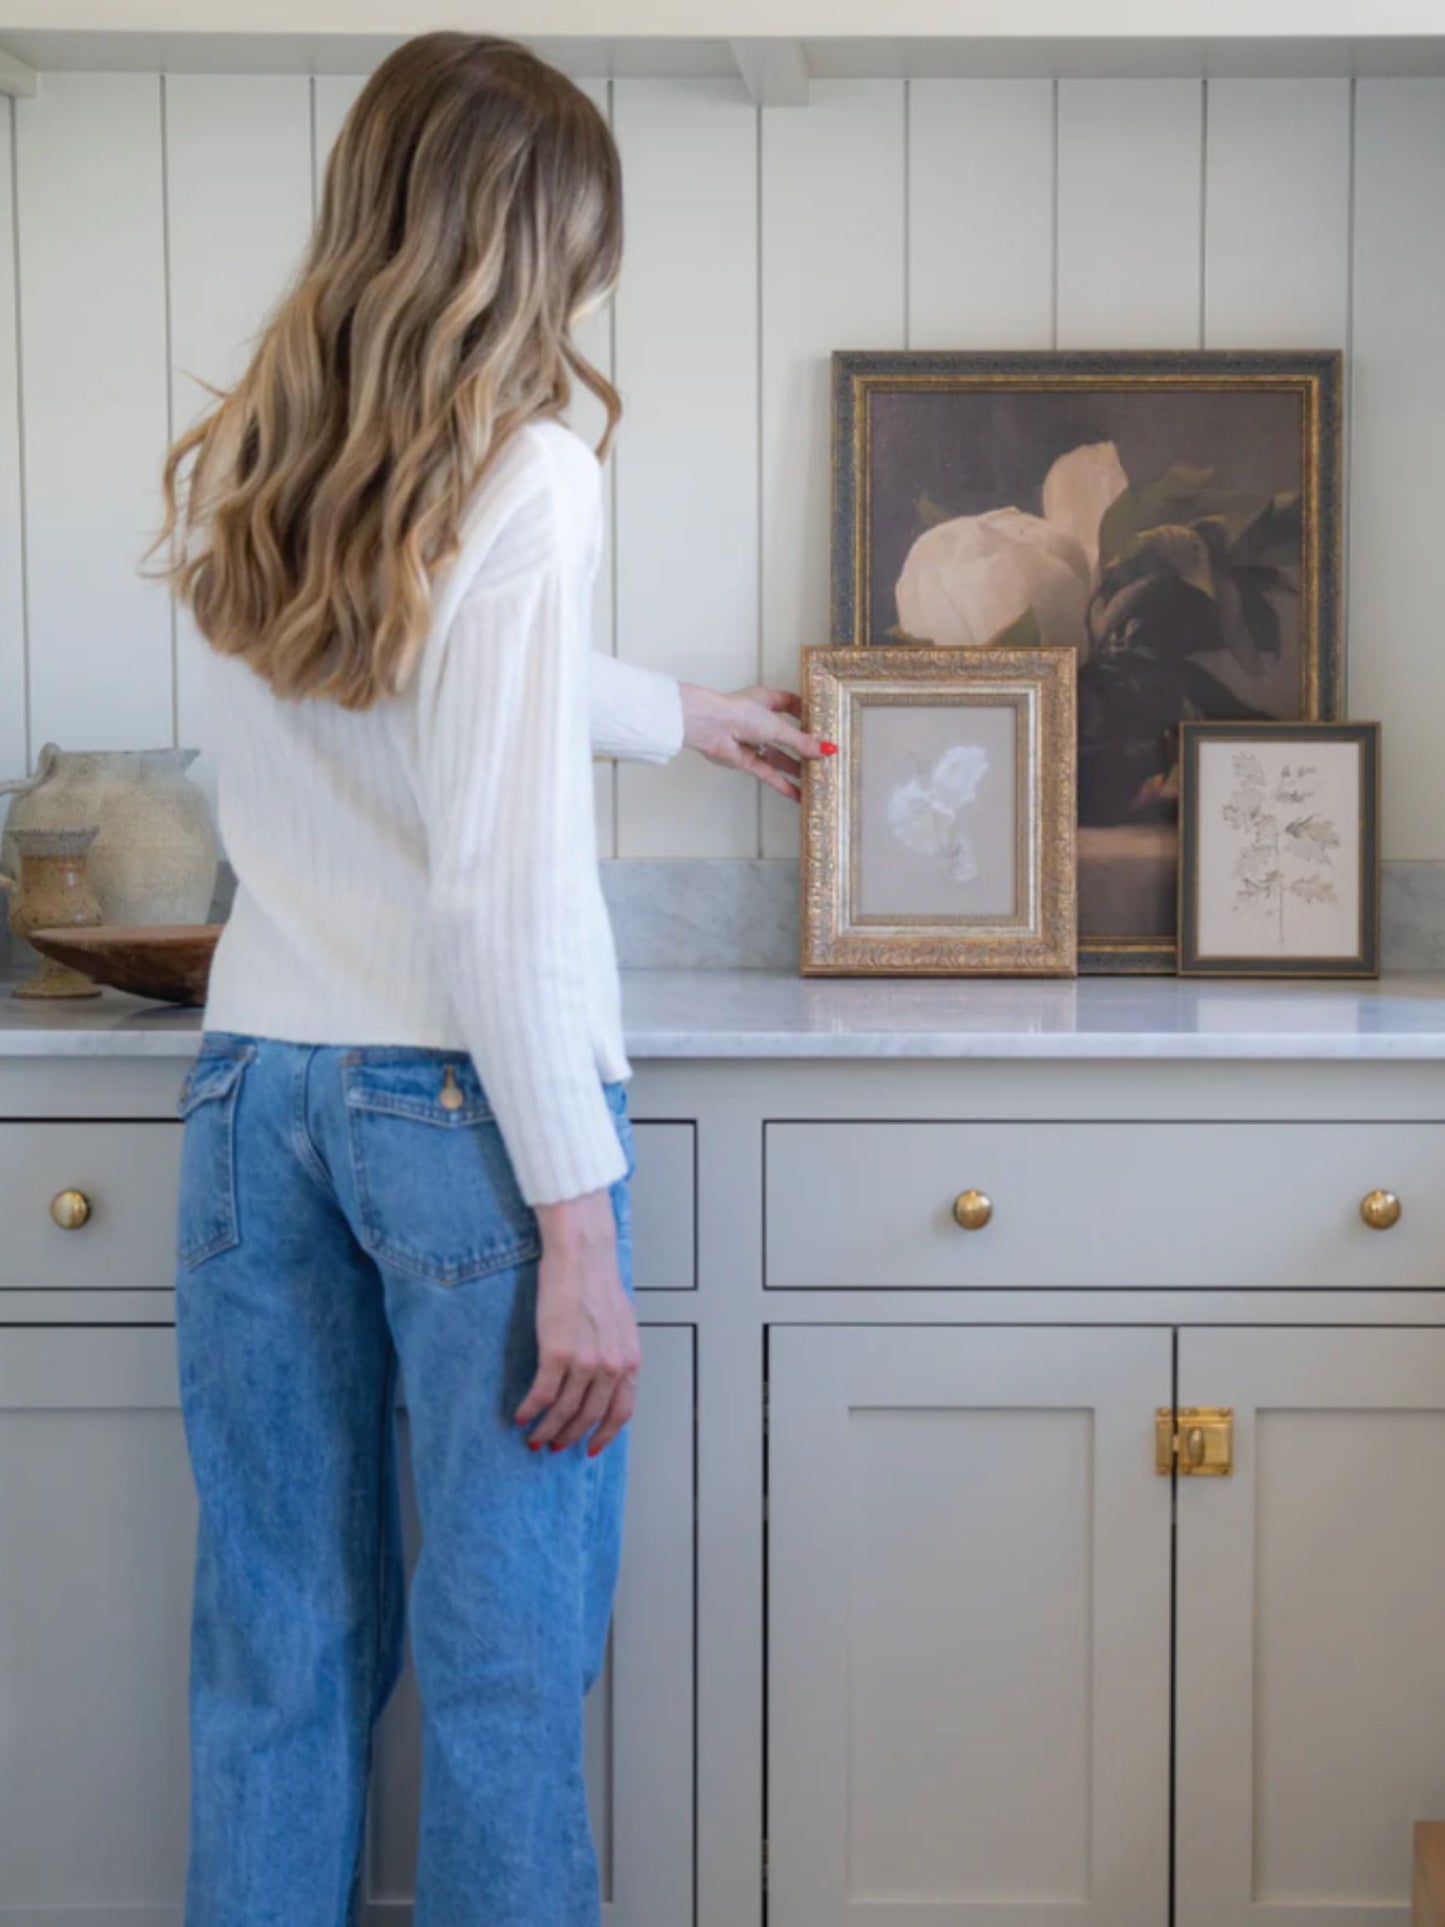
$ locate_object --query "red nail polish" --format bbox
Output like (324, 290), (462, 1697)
(587, 1443), (603, 1458)
(550, 1441), (567, 1453)
(528, 1439), (545, 1452)
(820, 741), (839, 756)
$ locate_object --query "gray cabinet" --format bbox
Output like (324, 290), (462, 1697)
(0, 1116), (694, 1296)
(1175, 1328), (1445, 1927)
(0, 1325), (193, 1923)
(766, 1325), (1173, 1927)
(5, 1044), (1445, 1927)
(764, 1120), (1445, 1289)
(0, 1121), (184, 1290)
(0, 1319), (695, 1927)
(765, 1315), (1445, 1927)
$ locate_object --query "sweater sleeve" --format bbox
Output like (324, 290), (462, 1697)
(591, 652), (685, 765)
(412, 452), (628, 1207)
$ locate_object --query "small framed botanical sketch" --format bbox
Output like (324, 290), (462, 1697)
(801, 646), (1077, 976)
(1178, 722), (1380, 978)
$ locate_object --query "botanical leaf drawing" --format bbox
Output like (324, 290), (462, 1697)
(1284, 812), (1340, 863)
(1220, 751), (1339, 945)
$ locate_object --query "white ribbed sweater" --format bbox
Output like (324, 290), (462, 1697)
(203, 417), (685, 1205)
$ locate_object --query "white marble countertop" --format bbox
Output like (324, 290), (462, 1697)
(6, 969), (1445, 1060)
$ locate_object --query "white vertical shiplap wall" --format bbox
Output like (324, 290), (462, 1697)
(1056, 81), (1204, 347)
(0, 97), (24, 783)
(15, 74), (172, 754)
(908, 80), (1055, 352)
(2, 72), (1443, 861)
(1351, 80), (1445, 860)
(612, 79), (759, 858)
(1203, 80), (1351, 348)
(759, 79), (905, 858)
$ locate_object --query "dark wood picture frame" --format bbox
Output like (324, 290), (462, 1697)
(1178, 720), (1380, 979)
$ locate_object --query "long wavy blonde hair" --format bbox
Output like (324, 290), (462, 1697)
(151, 32), (623, 709)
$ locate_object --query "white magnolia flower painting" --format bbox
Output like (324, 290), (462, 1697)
(856, 704), (1018, 922)
(886, 744), (989, 885)
(888, 424), (1304, 835)
(895, 443), (1126, 657)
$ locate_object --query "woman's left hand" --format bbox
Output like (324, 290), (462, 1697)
(678, 683), (836, 803)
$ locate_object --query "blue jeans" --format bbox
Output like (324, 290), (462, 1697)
(172, 1032), (635, 1927)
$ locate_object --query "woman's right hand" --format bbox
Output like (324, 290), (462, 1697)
(678, 682), (836, 803)
(514, 1190), (640, 1457)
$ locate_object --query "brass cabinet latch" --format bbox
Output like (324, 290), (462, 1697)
(1155, 1407), (1233, 1476)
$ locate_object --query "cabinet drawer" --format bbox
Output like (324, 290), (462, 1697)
(0, 1122), (182, 1290)
(0, 1119), (696, 1295)
(631, 1122), (696, 1291)
(764, 1120), (1445, 1289)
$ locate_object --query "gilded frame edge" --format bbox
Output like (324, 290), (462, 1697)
(1176, 719), (1381, 980)
(799, 645), (1078, 978)
(828, 347), (1345, 975)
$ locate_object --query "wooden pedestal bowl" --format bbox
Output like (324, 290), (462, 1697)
(26, 924), (221, 1007)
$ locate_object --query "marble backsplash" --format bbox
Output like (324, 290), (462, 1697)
(5, 857), (1445, 975)
(598, 858), (1445, 973)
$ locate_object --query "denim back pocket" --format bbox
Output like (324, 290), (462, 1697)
(175, 1043), (255, 1269)
(342, 1053), (540, 1286)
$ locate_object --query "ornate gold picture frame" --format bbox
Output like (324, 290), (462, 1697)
(801, 646), (1077, 977)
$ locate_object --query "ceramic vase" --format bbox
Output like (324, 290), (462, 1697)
(0, 745), (218, 926)
(0, 827), (104, 999)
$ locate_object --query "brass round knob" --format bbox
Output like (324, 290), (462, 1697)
(50, 1188), (92, 1231)
(952, 1189), (993, 1232)
(1360, 1189), (1401, 1231)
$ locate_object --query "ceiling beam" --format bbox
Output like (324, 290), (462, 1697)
(0, 47), (37, 95)
(730, 37), (810, 104)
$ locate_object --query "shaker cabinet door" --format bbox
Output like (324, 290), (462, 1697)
(0, 1325), (195, 1923)
(364, 1324), (697, 1927)
(0, 1320), (694, 1927)
(766, 1325), (1173, 1927)
(1175, 1328), (1445, 1927)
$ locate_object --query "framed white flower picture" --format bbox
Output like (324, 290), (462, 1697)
(1178, 722), (1380, 978)
(830, 349), (1343, 974)
(800, 646), (1077, 977)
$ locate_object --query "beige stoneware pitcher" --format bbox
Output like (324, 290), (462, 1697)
(0, 744), (218, 926)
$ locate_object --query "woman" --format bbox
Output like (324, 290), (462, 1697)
(153, 32), (830, 1926)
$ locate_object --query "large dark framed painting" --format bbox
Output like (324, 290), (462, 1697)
(830, 349), (1343, 973)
